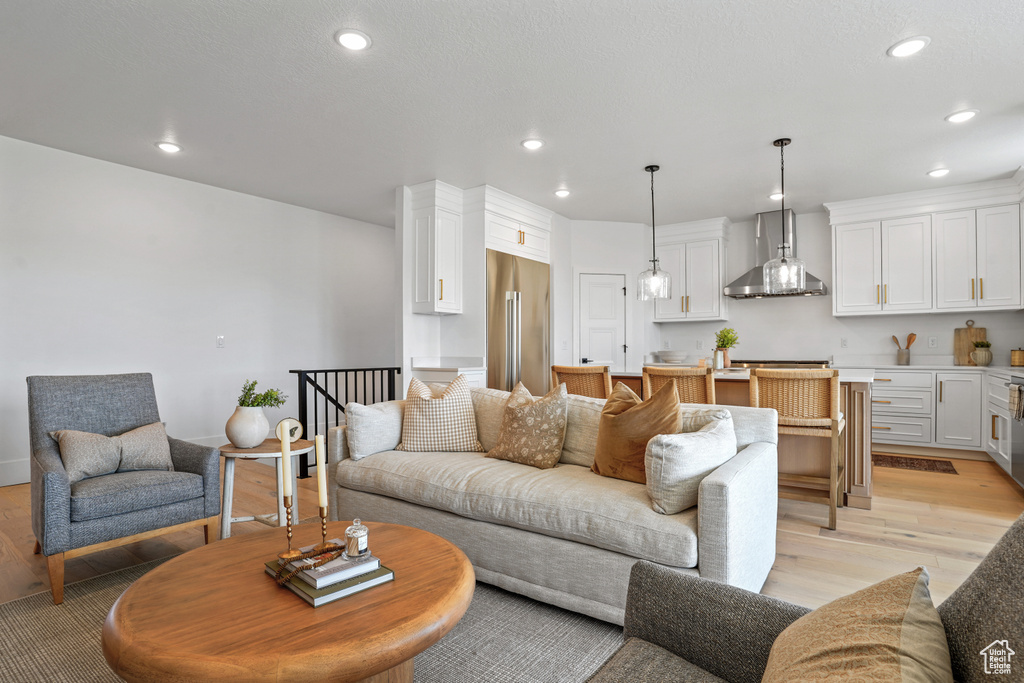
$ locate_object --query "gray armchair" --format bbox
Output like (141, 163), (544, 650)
(590, 512), (1024, 683)
(28, 373), (220, 604)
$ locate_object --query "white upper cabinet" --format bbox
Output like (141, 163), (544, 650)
(411, 181), (463, 315)
(935, 204), (1020, 311)
(652, 219), (729, 323)
(827, 175), (1024, 317)
(471, 186), (552, 264)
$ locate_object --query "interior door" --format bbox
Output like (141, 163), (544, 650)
(578, 273), (626, 373)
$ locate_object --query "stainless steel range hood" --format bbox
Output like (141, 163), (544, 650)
(723, 209), (827, 298)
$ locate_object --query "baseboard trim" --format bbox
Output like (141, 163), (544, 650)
(870, 445), (991, 462)
(0, 459), (30, 487)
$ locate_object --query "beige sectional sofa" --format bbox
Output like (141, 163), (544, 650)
(327, 386), (779, 626)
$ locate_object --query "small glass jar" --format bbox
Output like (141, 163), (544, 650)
(343, 518), (369, 558)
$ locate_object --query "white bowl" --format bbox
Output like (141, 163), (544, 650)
(658, 351), (689, 363)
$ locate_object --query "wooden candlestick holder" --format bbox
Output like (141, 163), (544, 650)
(277, 495), (303, 562)
(313, 506), (331, 552)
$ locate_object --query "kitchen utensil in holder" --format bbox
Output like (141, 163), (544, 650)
(896, 349), (910, 365)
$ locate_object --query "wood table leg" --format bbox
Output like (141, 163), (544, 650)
(33, 539), (41, 554)
(221, 457), (236, 540)
(356, 659), (413, 683)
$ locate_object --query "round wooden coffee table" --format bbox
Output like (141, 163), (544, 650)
(102, 521), (475, 682)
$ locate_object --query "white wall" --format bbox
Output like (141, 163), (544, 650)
(549, 213), (574, 366)
(0, 136), (396, 485)
(657, 210), (1024, 364)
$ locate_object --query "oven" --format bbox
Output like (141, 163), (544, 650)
(1011, 376), (1024, 487)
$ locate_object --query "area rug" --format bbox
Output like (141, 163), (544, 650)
(872, 453), (958, 474)
(0, 559), (622, 683)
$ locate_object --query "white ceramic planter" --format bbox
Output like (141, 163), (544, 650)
(225, 406), (270, 448)
(970, 348), (993, 367)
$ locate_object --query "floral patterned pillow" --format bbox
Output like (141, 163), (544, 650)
(486, 383), (568, 469)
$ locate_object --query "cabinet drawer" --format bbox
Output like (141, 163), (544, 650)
(987, 373), (1012, 410)
(873, 371), (934, 388)
(871, 416), (932, 443)
(870, 390), (933, 415)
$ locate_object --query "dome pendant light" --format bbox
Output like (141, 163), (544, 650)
(637, 165), (672, 300)
(763, 138), (806, 294)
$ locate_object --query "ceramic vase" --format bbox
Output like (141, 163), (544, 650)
(718, 348), (731, 368)
(225, 406), (269, 448)
(970, 348), (993, 367)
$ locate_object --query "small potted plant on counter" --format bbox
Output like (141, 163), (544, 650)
(970, 340), (993, 367)
(225, 379), (288, 448)
(714, 328), (739, 369)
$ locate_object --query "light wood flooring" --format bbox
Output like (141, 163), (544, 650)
(1, 457), (1022, 608)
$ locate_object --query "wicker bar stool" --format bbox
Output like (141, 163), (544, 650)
(642, 366), (716, 404)
(749, 368), (846, 530)
(551, 365), (614, 399)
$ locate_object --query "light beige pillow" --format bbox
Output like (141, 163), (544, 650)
(50, 422), (173, 484)
(396, 375), (484, 452)
(469, 386), (513, 452)
(679, 407), (732, 433)
(762, 567), (954, 682)
(345, 401), (405, 460)
(559, 394), (604, 467)
(487, 383), (568, 469)
(591, 382), (682, 484)
(645, 413), (736, 515)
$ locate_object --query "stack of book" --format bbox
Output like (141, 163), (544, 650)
(264, 538), (394, 607)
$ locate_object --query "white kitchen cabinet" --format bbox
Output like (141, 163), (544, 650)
(833, 222), (882, 314)
(411, 181), (463, 315)
(484, 211), (550, 263)
(935, 205), (1022, 310)
(652, 219), (728, 323)
(935, 372), (982, 448)
(986, 370), (1013, 474)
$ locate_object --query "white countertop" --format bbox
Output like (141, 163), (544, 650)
(411, 356), (485, 372)
(616, 367), (876, 382)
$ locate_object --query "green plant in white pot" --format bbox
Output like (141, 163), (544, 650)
(714, 328), (739, 368)
(225, 380), (288, 448)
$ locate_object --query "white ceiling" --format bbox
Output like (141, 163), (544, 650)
(2, 0), (1022, 228)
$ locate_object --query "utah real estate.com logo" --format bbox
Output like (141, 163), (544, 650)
(980, 640), (1014, 676)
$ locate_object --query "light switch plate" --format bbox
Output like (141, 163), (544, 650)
(216, 335), (225, 348)
(696, 340), (704, 350)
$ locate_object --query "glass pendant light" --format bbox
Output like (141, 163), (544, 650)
(763, 138), (806, 294)
(637, 165), (671, 300)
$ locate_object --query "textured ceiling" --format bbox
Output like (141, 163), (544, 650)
(1, 0), (1022, 227)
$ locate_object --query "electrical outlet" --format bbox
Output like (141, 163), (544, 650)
(840, 338), (848, 348)
(928, 336), (938, 349)
(696, 340), (704, 350)
(561, 340), (568, 350)
(216, 335), (225, 348)
(663, 340), (672, 350)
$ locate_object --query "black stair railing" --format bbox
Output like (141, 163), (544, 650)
(289, 366), (402, 477)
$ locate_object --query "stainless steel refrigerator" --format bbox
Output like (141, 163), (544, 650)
(486, 249), (550, 395)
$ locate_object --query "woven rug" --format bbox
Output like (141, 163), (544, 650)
(0, 559), (622, 682)
(872, 453), (958, 474)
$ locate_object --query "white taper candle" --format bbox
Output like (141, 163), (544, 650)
(280, 431), (292, 498)
(315, 434), (327, 508)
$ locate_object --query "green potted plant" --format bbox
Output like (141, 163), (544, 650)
(225, 379), (288, 448)
(714, 328), (739, 368)
(970, 340), (993, 367)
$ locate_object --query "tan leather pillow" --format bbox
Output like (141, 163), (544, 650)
(591, 381), (682, 483)
(763, 567), (954, 682)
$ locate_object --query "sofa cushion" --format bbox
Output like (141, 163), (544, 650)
(470, 386), (512, 452)
(592, 382), (682, 484)
(646, 413), (737, 515)
(588, 637), (728, 683)
(116, 422), (173, 473)
(336, 451), (699, 567)
(397, 376), (484, 452)
(762, 567), (953, 683)
(345, 401), (404, 460)
(487, 383), (568, 469)
(70, 470), (205, 522)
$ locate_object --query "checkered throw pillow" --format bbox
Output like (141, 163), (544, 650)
(396, 375), (484, 452)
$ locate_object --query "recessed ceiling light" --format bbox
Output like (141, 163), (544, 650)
(769, 192), (784, 201)
(887, 36), (930, 57)
(928, 168), (950, 178)
(335, 29), (371, 51)
(155, 142), (181, 153)
(554, 189), (570, 198)
(945, 109), (979, 123)
(521, 139), (544, 151)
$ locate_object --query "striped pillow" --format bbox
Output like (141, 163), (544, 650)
(396, 375), (484, 452)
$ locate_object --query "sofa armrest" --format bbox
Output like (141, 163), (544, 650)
(624, 561), (809, 683)
(697, 440), (778, 592)
(327, 425), (349, 522)
(30, 448), (72, 556)
(168, 437), (221, 517)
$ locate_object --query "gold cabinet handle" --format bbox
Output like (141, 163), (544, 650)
(875, 378), (892, 382)
(876, 284), (880, 304)
(872, 426), (892, 430)
(439, 278), (444, 301)
(884, 283), (888, 304)
(992, 414), (999, 440)
(939, 380), (943, 402)
(980, 277), (984, 299)
(686, 295), (690, 312)
(681, 295), (685, 312)
(971, 278), (975, 300)
(872, 399), (892, 404)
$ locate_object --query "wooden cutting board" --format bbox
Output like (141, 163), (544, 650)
(954, 320), (987, 366)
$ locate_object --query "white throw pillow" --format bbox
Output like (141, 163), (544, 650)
(396, 375), (484, 452)
(345, 401), (405, 460)
(645, 413), (737, 515)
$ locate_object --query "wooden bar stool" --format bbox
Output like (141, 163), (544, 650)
(551, 365), (614, 399)
(642, 366), (716, 404)
(749, 368), (846, 530)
